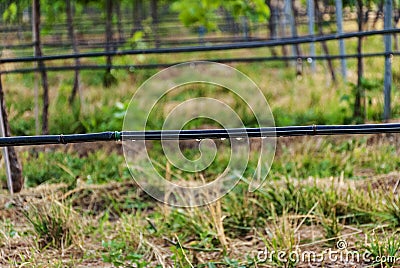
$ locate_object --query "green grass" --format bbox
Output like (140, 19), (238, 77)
(0, 22), (400, 267)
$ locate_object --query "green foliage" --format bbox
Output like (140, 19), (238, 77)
(80, 101), (127, 132)
(2, 2), (17, 23)
(22, 150), (128, 187)
(171, 0), (221, 30)
(128, 30), (147, 49)
(361, 230), (400, 267)
(102, 71), (118, 88)
(101, 213), (150, 267)
(380, 193), (400, 227)
(171, 0), (270, 30)
(101, 240), (147, 267)
(346, 78), (384, 123)
(41, 0), (66, 33)
(222, 0), (270, 23)
(22, 202), (81, 249)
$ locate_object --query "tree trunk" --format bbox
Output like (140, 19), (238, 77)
(115, 0), (124, 46)
(66, 0), (81, 104)
(315, 0), (336, 83)
(372, 0), (383, 29)
(103, 0), (116, 87)
(33, 0), (49, 134)
(106, 0), (113, 64)
(132, 0), (143, 35)
(266, 0), (278, 56)
(224, 8), (238, 35)
(354, 0), (365, 121)
(0, 75), (24, 193)
(151, 0), (160, 48)
(292, 1), (302, 57)
(286, 0), (301, 58)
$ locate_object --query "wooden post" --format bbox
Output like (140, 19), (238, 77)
(103, 0), (117, 88)
(0, 95), (13, 194)
(266, 0), (279, 56)
(354, 0), (364, 120)
(66, 0), (81, 105)
(335, 0), (347, 80)
(32, 2), (39, 135)
(32, 0), (49, 134)
(105, 0), (113, 68)
(383, 0), (393, 120)
(315, 0), (336, 83)
(132, 0), (143, 35)
(0, 75), (24, 193)
(150, 0), (160, 48)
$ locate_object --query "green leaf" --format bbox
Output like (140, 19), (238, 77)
(2, 3), (18, 23)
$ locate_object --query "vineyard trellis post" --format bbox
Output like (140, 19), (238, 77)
(307, 0), (316, 73)
(315, 0), (336, 84)
(32, 3), (39, 135)
(103, 0), (116, 87)
(285, 0), (297, 60)
(0, 75), (24, 193)
(354, 0), (365, 120)
(151, 0), (160, 48)
(0, 79), (13, 194)
(132, 0), (143, 35)
(383, 0), (393, 120)
(66, 0), (81, 105)
(266, 0), (279, 57)
(32, 0), (49, 134)
(279, 0), (289, 66)
(335, 0), (347, 80)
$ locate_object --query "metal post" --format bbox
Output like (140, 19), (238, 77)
(285, 0), (297, 58)
(335, 0), (347, 80)
(383, 0), (393, 120)
(307, 0), (316, 72)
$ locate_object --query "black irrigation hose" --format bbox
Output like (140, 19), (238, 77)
(1, 123), (400, 147)
(1, 51), (399, 75)
(1, 28), (400, 64)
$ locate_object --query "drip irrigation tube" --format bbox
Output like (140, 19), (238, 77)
(1, 123), (400, 147)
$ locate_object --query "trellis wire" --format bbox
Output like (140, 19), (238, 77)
(1, 28), (400, 64)
(1, 123), (400, 147)
(1, 51), (398, 75)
